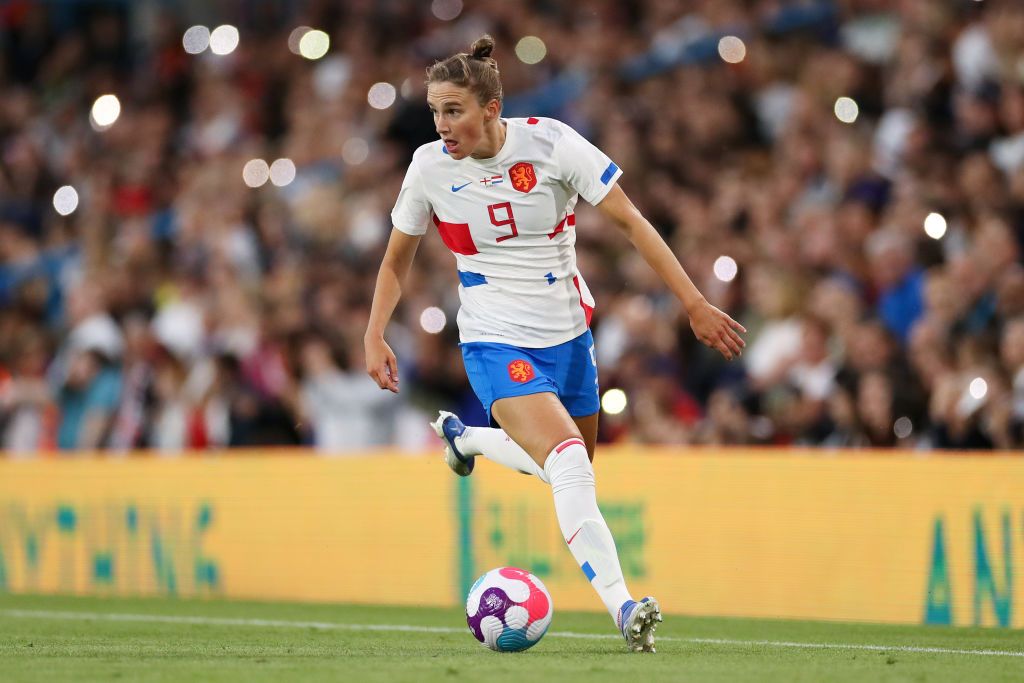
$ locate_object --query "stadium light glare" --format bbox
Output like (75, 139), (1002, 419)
(299, 30), (330, 60)
(182, 26), (211, 55)
(969, 377), (988, 400)
(270, 159), (297, 187)
(400, 78), (414, 99)
(893, 416), (913, 439)
(209, 25), (239, 56)
(342, 138), (370, 165)
(242, 159), (270, 188)
(288, 27), (312, 55)
(431, 0), (463, 21)
(368, 82), (397, 109)
(90, 94), (121, 130)
(515, 36), (547, 65)
(713, 255), (738, 282)
(53, 186), (79, 216)
(718, 36), (746, 64)
(420, 307), (447, 334)
(601, 388), (628, 415)
(923, 212), (947, 240)
(834, 97), (859, 124)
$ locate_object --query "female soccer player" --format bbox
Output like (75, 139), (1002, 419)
(365, 35), (745, 653)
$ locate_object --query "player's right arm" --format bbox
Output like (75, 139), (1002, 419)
(365, 228), (422, 393)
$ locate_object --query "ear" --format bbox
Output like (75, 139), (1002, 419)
(484, 98), (502, 121)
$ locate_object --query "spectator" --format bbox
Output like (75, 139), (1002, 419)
(298, 334), (399, 452)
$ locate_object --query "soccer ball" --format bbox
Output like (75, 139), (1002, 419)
(465, 566), (553, 652)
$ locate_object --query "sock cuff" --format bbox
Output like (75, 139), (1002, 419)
(544, 438), (593, 494)
(554, 437), (586, 453)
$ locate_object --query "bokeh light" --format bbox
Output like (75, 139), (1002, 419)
(53, 186), (79, 216)
(182, 26), (210, 55)
(400, 78), (414, 100)
(834, 97), (859, 124)
(893, 416), (913, 439)
(368, 82), (397, 109)
(420, 307), (447, 334)
(431, 0), (463, 21)
(601, 389), (628, 415)
(342, 138), (370, 165)
(299, 30), (330, 60)
(242, 159), (270, 188)
(713, 255), (739, 282)
(969, 377), (988, 400)
(923, 212), (947, 240)
(288, 27), (312, 55)
(209, 25), (239, 56)
(515, 36), (547, 65)
(269, 158), (296, 187)
(90, 94), (121, 130)
(718, 36), (746, 64)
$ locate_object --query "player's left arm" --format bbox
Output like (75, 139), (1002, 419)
(595, 184), (746, 360)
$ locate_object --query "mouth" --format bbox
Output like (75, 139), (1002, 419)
(443, 139), (459, 153)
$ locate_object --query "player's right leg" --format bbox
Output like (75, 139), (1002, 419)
(432, 340), (557, 480)
(431, 410), (546, 479)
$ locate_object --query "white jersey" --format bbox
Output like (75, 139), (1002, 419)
(391, 117), (622, 348)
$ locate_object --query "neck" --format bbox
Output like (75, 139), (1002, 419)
(471, 119), (506, 159)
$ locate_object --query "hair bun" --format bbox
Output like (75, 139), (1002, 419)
(470, 35), (495, 60)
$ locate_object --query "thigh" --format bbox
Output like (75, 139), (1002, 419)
(491, 392), (583, 467)
(461, 342), (558, 427)
(570, 412), (599, 462)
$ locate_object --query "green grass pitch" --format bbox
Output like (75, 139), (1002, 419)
(0, 594), (1021, 682)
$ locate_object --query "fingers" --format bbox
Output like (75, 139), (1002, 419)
(697, 310), (747, 361)
(723, 326), (745, 355)
(370, 367), (399, 393)
(386, 355), (400, 392)
(697, 332), (736, 360)
(367, 360), (400, 393)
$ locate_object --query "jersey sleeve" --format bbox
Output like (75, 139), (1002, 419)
(552, 121), (623, 206)
(390, 157), (432, 236)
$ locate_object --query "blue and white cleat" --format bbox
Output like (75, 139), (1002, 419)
(618, 597), (662, 653)
(430, 411), (475, 477)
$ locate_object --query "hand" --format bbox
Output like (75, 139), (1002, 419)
(688, 299), (746, 361)
(365, 334), (400, 392)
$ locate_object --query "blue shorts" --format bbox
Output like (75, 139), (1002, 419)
(461, 330), (600, 426)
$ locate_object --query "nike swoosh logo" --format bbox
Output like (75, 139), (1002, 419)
(451, 182), (471, 192)
(566, 527), (582, 545)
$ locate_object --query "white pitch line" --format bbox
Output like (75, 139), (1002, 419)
(687, 637), (1024, 659)
(2, 609), (1022, 658)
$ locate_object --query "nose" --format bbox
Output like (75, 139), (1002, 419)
(435, 115), (449, 136)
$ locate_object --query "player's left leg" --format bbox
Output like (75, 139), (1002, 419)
(568, 410), (661, 652)
(491, 393), (659, 651)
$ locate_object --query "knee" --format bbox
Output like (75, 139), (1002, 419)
(543, 439), (594, 493)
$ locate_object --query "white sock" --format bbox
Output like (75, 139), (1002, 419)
(544, 437), (633, 624)
(457, 426), (548, 481)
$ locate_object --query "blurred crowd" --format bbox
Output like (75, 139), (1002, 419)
(1, 0), (1023, 455)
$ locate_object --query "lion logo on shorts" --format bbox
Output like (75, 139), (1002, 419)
(507, 359), (535, 383)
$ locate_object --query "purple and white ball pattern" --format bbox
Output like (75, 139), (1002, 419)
(465, 567), (553, 652)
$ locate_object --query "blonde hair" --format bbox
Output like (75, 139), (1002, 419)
(425, 35), (503, 107)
